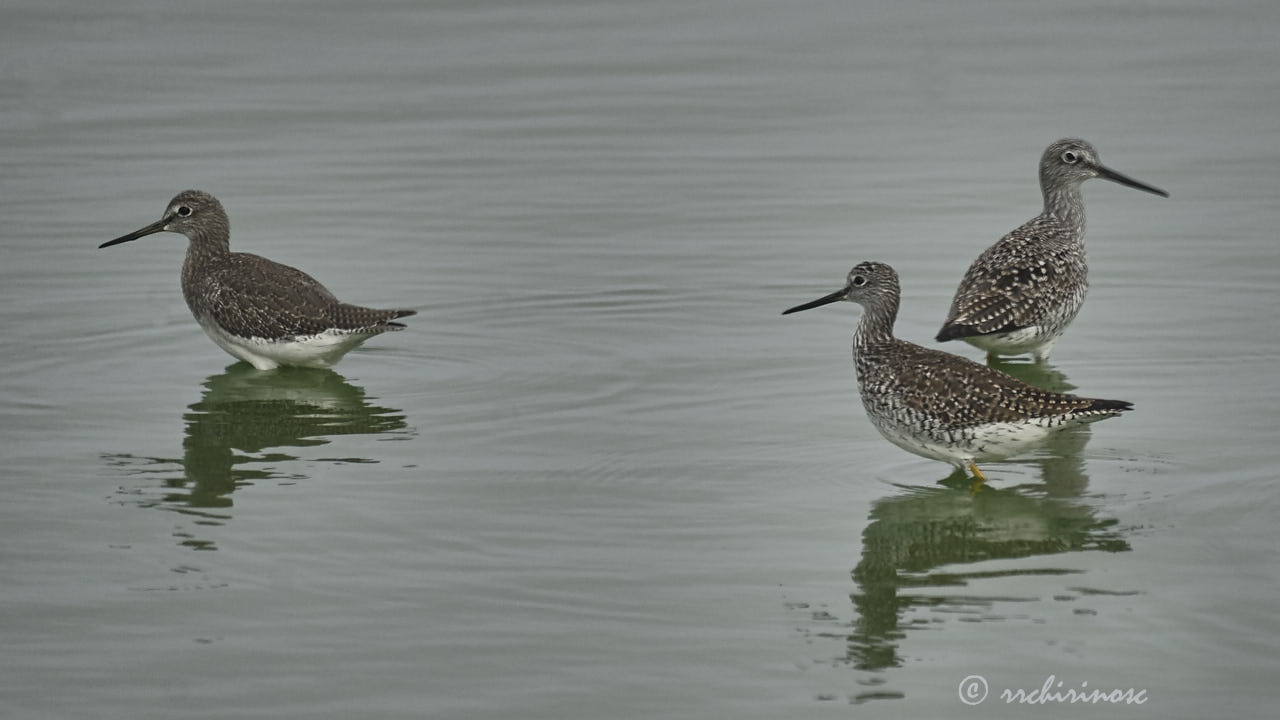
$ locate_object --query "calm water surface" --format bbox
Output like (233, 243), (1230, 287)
(3, 1), (1279, 718)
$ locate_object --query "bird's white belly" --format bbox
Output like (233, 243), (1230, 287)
(197, 318), (368, 370)
(871, 416), (1059, 468)
(962, 326), (1053, 357)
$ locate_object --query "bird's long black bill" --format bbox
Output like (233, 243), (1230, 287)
(782, 287), (847, 315)
(1096, 163), (1169, 198)
(99, 217), (170, 248)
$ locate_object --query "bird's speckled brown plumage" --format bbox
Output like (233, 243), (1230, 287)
(936, 139), (1167, 361)
(857, 335), (1130, 430)
(102, 190), (414, 369)
(184, 251), (412, 341)
(786, 261), (1131, 481)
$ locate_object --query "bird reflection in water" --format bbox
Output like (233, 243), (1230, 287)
(110, 365), (409, 549)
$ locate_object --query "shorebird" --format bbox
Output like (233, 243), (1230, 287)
(101, 190), (415, 370)
(936, 139), (1167, 362)
(785, 261), (1132, 489)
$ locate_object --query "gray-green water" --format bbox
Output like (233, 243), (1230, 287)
(3, 1), (1279, 717)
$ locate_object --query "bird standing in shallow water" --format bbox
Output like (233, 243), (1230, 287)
(936, 138), (1168, 362)
(101, 190), (415, 370)
(785, 261), (1132, 490)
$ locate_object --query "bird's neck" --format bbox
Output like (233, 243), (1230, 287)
(853, 298), (898, 355)
(1042, 181), (1087, 238)
(180, 230), (232, 288)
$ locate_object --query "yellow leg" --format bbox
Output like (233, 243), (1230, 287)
(967, 461), (987, 494)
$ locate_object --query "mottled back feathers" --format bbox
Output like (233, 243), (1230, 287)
(184, 252), (415, 341)
(857, 338), (1129, 429)
(936, 216), (1086, 341)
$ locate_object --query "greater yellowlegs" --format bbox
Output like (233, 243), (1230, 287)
(936, 139), (1168, 361)
(101, 190), (415, 370)
(785, 261), (1132, 489)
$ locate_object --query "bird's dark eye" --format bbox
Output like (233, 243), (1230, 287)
(851, 275), (867, 287)
(1061, 151), (1078, 164)
(176, 205), (192, 217)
